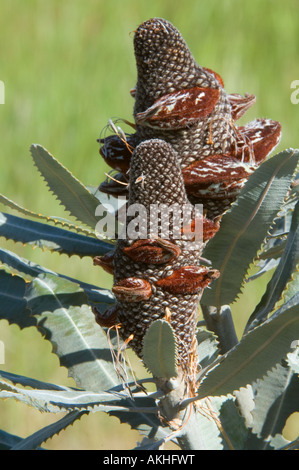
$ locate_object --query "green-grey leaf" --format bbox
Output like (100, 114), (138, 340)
(250, 362), (299, 442)
(196, 327), (220, 370)
(142, 320), (178, 379)
(193, 395), (248, 450)
(0, 369), (73, 391)
(30, 144), (100, 229)
(287, 347), (299, 374)
(0, 247), (114, 307)
(0, 212), (112, 257)
(0, 269), (35, 328)
(201, 149), (299, 308)
(24, 273), (119, 391)
(196, 302), (299, 399)
(0, 193), (95, 237)
(11, 411), (87, 450)
(245, 200), (299, 330)
(0, 430), (27, 450)
(0, 375), (158, 417)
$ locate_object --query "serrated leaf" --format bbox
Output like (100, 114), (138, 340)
(246, 200), (299, 330)
(0, 193), (95, 237)
(11, 411), (86, 450)
(0, 369), (74, 391)
(196, 327), (220, 369)
(0, 374), (158, 417)
(0, 378), (125, 412)
(0, 269), (35, 328)
(250, 362), (299, 442)
(201, 149), (299, 308)
(196, 301), (299, 399)
(30, 144), (100, 229)
(142, 320), (178, 379)
(0, 247), (114, 308)
(0, 211), (112, 257)
(193, 398), (225, 450)
(0, 430), (28, 450)
(287, 347), (299, 374)
(24, 273), (119, 391)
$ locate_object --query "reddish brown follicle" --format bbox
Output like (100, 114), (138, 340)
(93, 304), (119, 328)
(99, 134), (133, 173)
(123, 238), (181, 264)
(135, 86), (220, 129)
(181, 216), (220, 242)
(235, 119), (281, 164)
(112, 277), (152, 302)
(228, 93), (256, 121)
(182, 154), (253, 187)
(93, 251), (115, 275)
(156, 265), (219, 294)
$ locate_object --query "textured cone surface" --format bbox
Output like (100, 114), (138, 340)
(98, 17), (281, 220)
(113, 139), (209, 377)
(133, 18), (234, 168)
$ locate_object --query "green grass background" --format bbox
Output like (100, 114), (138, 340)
(0, 0), (298, 450)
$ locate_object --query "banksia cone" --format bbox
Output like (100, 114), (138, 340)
(94, 139), (219, 389)
(98, 17), (281, 219)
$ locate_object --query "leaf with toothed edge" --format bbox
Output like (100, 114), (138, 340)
(201, 149), (299, 308)
(0, 247), (115, 313)
(0, 212), (113, 257)
(0, 269), (35, 328)
(24, 272), (120, 392)
(196, 300), (299, 399)
(142, 319), (178, 379)
(11, 411), (87, 450)
(30, 144), (100, 229)
(245, 200), (299, 331)
(0, 374), (151, 414)
(0, 193), (95, 238)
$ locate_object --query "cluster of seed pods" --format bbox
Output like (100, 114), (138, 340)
(94, 139), (219, 386)
(93, 18), (281, 384)
(98, 18), (281, 220)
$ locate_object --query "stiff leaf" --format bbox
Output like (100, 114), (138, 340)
(196, 327), (220, 370)
(24, 273), (119, 391)
(0, 247), (114, 307)
(201, 149), (299, 307)
(30, 144), (100, 229)
(0, 269), (35, 328)
(0, 211), (112, 257)
(0, 375), (158, 417)
(11, 411), (87, 450)
(196, 301), (299, 399)
(0, 369), (73, 391)
(0, 193), (94, 237)
(250, 361), (299, 443)
(246, 200), (299, 330)
(142, 320), (178, 379)
(0, 430), (28, 450)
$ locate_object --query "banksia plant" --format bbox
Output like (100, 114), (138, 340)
(0, 17), (299, 451)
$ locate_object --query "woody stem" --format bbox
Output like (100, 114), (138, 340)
(155, 372), (206, 450)
(201, 304), (238, 354)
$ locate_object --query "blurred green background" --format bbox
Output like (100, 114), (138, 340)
(0, 0), (298, 450)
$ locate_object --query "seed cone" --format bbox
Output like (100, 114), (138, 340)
(97, 139), (219, 390)
(98, 17), (281, 220)
(133, 18), (233, 167)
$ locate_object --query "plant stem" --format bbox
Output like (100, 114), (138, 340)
(155, 372), (206, 450)
(201, 304), (239, 353)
